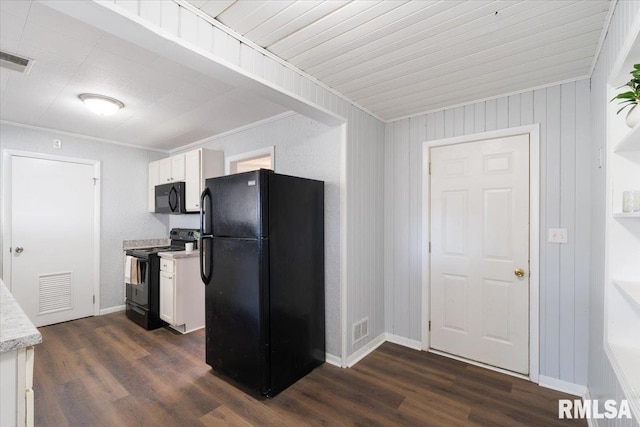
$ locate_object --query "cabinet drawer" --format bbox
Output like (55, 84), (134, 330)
(160, 258), (175, 273)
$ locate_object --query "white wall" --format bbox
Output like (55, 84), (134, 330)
(589, 2), (640, 425)
(168, 113), (343, 357)
(0, 123), (168, 309)
(385, 79), (592, 385)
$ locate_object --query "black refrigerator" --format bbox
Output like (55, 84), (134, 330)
(199, 169), (325, 397)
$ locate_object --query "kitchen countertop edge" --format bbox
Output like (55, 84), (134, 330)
(157, 249), (200, 259)
(0, 280), (42, 353)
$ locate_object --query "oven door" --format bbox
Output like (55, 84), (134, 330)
(155, 182), (186, 214)
(125, 257), (149, 307)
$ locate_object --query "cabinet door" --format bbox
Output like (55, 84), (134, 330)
(172, 154), (186, 182)
(159, 157), (172, 183)
(185, 149), (202, 212)
(159, 271), (175, 324)
(148, 160), (160, 212)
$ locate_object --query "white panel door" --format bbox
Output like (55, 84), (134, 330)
(430, 134), (530, 374)
(11, 156), (96, 327)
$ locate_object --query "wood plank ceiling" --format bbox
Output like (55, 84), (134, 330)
(187, 0), (611, 121)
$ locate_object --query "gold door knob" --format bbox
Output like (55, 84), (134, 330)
(514, 268), (525, 277)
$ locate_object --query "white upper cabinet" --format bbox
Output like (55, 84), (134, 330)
(148, 148), (224, 213)
(184, 148), (224, 212)
(185, 150), (201, 212)
(159, 157), (172, 183)
(171, 154), (185, 182)
(158, 154), (185, 183)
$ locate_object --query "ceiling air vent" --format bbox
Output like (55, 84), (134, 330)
(0, 50), (34, 74)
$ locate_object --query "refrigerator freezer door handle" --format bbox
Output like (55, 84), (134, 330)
(200, 187), (212, 235)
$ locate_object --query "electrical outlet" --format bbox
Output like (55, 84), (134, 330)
(548, 228), (568, 243)
(53, 139), (62, 149)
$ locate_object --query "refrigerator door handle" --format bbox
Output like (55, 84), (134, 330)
(199, 235), (213, 285)
(200, 187), (213, 285)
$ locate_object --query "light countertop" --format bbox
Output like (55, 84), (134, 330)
(0, 280), (42, 353)
(122, 238), (170, 250)
(158, 249), (200, 259)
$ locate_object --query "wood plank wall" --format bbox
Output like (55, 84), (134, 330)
(384, 80), (592, 386)
(103, 0), (387, 360)
(588, 2), (640, 426)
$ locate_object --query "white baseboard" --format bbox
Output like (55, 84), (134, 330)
(99, 305), (125, 315)
(385, 333), (422, 350)
(346, 333), (386, 367)
(538, 375), (588, 397)
(325, 353), (342, 367)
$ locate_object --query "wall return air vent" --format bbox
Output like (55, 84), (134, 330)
(0, 50), (34, 74)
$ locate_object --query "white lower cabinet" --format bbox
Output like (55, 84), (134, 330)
(159, 256), (204, 333)
(159, 269), (175, 325)
(0, 346), (35, 427)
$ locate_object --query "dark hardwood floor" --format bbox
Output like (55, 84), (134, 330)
(34, 312), (584, 426)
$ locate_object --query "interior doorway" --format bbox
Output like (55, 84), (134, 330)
(225, 146), (275, 175)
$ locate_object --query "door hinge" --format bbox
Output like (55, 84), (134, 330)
(429, 242), (431, 253)
(429, 162), (431, 175)
(429, 321), (431, 331)
(93, 295), (95, 304)
(93, 177), (98, 186)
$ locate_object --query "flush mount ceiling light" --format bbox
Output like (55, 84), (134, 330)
(78, 93), (124, 116)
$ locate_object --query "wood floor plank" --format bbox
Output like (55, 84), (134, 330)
(398, 397), (472, 427)
(33, 313), (586, 426)
(351, 364), (472, 422)
(200, 405), (256, 427)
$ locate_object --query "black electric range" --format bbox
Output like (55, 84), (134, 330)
(125, 229), (198, 330)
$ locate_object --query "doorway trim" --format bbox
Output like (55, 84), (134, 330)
(224, 146), (275, 175)
(420, 124), (540, 383)
(1, 149), (101, 316)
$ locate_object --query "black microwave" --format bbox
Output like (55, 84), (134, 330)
(155, 182), (186, 214)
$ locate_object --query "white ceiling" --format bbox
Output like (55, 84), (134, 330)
(0, 1), (613, 150)
(0, 0), (287, 151)
(189, 0), (611, 121)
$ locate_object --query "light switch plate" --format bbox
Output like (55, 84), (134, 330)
(548, 228), (568, 243)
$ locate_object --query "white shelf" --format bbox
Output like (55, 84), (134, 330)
(613, 212), (640, 218)
(606, 343), (640, 421)
(606, 20), (640, 422)
(614, 123), (640, 152)
(614, 280), (640, 310)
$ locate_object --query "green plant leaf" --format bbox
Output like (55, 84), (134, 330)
(610, 65), (640, 113)
(612, 92), (636, 100)
(617, 104), (635, 114)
